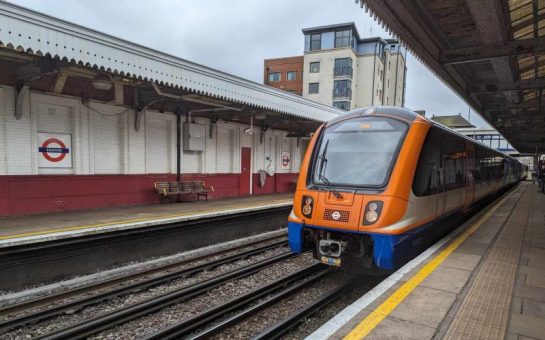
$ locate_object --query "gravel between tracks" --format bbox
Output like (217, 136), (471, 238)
(2, 246), (291, 339)
(88, 253), (316, 340)
(282, 274), (386, 339)
(211, 271), (351, 339)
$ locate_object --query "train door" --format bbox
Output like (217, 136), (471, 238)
(435, 142), (446, 220)
(240, 147), (251, 196)
(463, 143), (475, 211)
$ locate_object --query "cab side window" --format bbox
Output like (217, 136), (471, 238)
(413, 128), (442, 196)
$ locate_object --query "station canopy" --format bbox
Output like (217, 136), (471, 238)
(0, 2), (341, 135)
(358, 0), (545, 154)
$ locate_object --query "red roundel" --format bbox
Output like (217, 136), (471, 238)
(40, 138), (68, 162)
(282, 154), (289, 166)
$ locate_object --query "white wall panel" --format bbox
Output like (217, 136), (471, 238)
(33, 95), (78, 175)
(126, 109), (145, 174)
(216, 126), (235, 173)
(0, 88), (300, 177)
(252, 131), (265, 172)
(145, 112), (174, 173)
(203, 118), (217, 174)
(240, 129), (252, 148)
(279, 132), (291, 173)
(4, 87), (32, 175)
(91, 104), (125, 174)
(182, 120), (203, 174)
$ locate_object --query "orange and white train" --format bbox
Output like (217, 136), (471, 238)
(288, 107), (526, 272)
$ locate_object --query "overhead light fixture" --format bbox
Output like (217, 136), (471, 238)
(91, 73), (113, 91)
(244, 115), (254, 135)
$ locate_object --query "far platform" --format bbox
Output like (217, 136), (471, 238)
(310, 182), (545, 340)
(0, 194), (292, 248)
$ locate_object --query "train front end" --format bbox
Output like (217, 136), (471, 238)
(288, 107), (428, 272)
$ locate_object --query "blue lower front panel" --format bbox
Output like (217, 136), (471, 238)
(288, 220), (453, 271)
(288, 221), (305, 253)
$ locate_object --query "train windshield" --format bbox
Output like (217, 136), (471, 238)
(313, 117), (408, 188)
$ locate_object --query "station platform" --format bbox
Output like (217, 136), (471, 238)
(0, 194), (292, 249)
(310, 182), (545, 340)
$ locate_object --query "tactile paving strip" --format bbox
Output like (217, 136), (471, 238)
(444, 185), (532, 340)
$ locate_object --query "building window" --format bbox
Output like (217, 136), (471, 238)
(286, 71), (296, 81)
(380, 70), (383, 78)
(310, 34), (321, 51)
(268, 72), (281, 82)
(309, 82), (319, 94)
(388, 61), (391, 70)
(333, 80), (352, 99)
(387, 79), (390, 88)
(333, 101), (350, 111)
(334, 30), (351, 48)
(334, 58), (353, 77)
(310, 62), (320, 73)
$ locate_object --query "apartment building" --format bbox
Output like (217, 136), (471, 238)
(263, 56), (304, 95)
(264, 23), (406, 110)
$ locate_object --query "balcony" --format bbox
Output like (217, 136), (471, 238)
(333, 66), (353, 78)
(332, 87), (352, 100)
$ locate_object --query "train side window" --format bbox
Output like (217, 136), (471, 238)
(442, 133), (466, 190)
(413, 128), (441, 196)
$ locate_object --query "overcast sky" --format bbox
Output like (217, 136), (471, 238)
(13, 0), (489, 127)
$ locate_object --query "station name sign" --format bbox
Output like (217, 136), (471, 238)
(38, 133), (72, 168)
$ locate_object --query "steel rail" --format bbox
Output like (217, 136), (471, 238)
(37, 251), (299, 340)
(0, 237), (286, 332)
(252, 283), (350, 340)
(144, 263), (329, 340)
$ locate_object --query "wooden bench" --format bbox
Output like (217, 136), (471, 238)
(188, 180), (214, 201)
(154, 180), (214, 202)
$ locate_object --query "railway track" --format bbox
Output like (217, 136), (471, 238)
(2, 233), (351, 340)
(0, 234), (287, 333)
(143, 262), (330, 339)
(253, 282), (349, 339)
(141, 266), (351, 340)
(34, 252), (299, 340)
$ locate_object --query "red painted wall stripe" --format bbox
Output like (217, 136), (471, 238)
(0, 173), (298, 217)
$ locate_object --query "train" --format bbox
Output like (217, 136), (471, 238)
(288, 106), (526, 272)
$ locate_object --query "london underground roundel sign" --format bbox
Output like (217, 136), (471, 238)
(38, 133), (72, 168)
(39, 138), (69, 162)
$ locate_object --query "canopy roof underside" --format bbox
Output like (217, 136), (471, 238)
(0, 2), (341, 132)
(358, 0), (545, 154)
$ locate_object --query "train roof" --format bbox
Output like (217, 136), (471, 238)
(327, 106), (522, 162)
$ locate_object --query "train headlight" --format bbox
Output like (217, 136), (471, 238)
(302, 196), (313, 217)
(365, 210), (378, 223)
(364, 201), (383, 225)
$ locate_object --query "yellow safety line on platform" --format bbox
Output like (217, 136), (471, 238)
(343, 192), (513, 340)
(0, 200), (292, 241)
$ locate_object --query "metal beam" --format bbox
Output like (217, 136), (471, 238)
(470, 77), (545, 94)
(440, 38), (545, 65)
(483, 100), (542, 111)
(466, 0), (517, 103)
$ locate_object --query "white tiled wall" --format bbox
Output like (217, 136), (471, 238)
(0, 87), (6, 175)
(0, 86), (303, 176)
